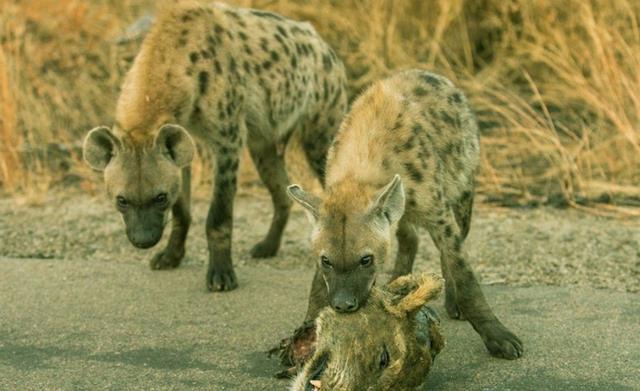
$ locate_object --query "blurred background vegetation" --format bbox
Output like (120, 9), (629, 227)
(1, 0), (639, 212)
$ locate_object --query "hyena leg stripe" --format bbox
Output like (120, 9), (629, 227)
(442, 258), (460, 317)
(428, 209), (497, 325)
(150, 166), (192, 270)
(247, 140), (292, 258)
(167, 166), (192, 252)
(300, 119), (340, 187)
(205, 151), (239, 291)
(301, 141), (329, 185)
(429, 206), (522, 358)
(453, 190), (474, 241)
(392, 216), (418, 278)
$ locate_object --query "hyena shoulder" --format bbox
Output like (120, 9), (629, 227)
(324, 69), (479, 218)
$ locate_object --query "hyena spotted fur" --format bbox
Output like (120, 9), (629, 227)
(83, 1), (348, 292)
(288, 69), (523, 359)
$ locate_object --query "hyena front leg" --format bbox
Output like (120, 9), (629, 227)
(453, 190), (474, 242)
(427, 203), (523, 359)
(150, 166), (192, 270)
(247, 138), (292, 258)
(304, 267), (330, 322)
(391, 215), (419, 280)
(441, 256), (462, 320)
(446, 189), (474, 319)
(205, 146), (240, 292)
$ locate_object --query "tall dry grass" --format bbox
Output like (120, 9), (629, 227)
(1, 0), (638, 209)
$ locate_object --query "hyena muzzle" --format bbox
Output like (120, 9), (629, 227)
(82, 2), (348, 292)
(288, 69), (523, 359)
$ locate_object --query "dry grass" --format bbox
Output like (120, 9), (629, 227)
(1, 0), (639, 210)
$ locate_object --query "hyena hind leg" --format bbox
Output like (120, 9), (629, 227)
(301, 132), (331, 186)
(300, 105), (345, 186)
(150, 166), (192, 270)
(247, 138), (292, 258)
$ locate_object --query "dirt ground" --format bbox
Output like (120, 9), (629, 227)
(2, 257), (638, 390)
(0, 189), (638, 294)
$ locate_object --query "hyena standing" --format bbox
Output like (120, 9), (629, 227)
(288, 69), (523, 359)
(83, 2), (347, 291)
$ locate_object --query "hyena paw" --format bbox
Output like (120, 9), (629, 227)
(149, 249), (183, 270)
(249, 239), (279, 259)
(206, 265), (238, 292)
(481, 321), (523, 360)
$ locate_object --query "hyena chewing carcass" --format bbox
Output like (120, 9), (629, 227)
(291, 273), (445, 391)
(82, 2), (348, 292)
(288, 69), (523, 359)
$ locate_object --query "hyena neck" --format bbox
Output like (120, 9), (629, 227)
(115, 45), (182, 145)
(114, 112), (176, 147)
(323, 177), (381, 215)
(325, 88), (402, 189)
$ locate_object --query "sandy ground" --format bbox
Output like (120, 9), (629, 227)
(1, 190), (638, 293)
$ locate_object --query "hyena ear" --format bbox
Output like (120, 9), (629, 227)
(287, 184), (321, 223)
(371, 174), (405, 225)
(386, 273), (443, 317)
(83, 126), (121, 171)
(154, 124), (195, 167)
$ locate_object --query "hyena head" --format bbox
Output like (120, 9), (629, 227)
(82, 124), (194, 249)
(292, 274), (445, 391)
(288, 175), (405, 313)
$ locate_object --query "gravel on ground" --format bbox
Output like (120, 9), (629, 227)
(0, 190), (638, 293)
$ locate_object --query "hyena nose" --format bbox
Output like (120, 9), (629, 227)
(332, 296), (358, 313)
(131, 238), (158, 249)
(127, 228), (161, 249)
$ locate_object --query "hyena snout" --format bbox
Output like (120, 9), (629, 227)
(330, 291), (359, 313)
(325, 270), (376, 313)
(127, 229), (162, 249)
(123, 209), (166, 249)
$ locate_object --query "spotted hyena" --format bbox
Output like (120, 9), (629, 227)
(82, 2), (348, 291)
(288, 69), (523, 359)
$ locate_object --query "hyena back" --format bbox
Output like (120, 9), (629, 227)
(83, 1), (348, 292)
(288, 69), (523, 359)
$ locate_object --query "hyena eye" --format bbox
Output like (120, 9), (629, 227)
(116, 196), (128, 209)
(359, 255), (374, 267)
(380, 345), (389, 369)
(154, 193), (168, 206)
(320, 255), (332, 268)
